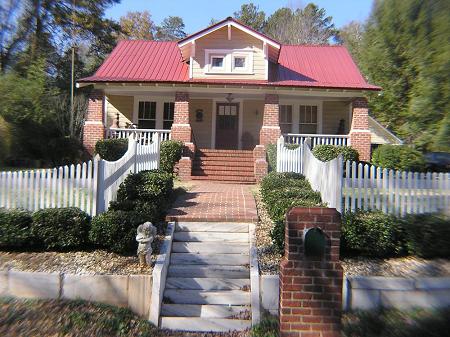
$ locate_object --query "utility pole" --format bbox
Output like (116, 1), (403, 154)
(70, 0), (76, 133)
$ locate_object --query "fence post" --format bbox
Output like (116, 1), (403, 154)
(95, 159), (106, 214)
(276, 136), (284, 172)
(156, 132), (161, 169)
(336, 154), (344, 213)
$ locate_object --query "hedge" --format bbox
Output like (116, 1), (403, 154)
(371, 144), (426, 171)
(0, 209), (34, 248)
(160, 140), (183, 173)
(31, 207), (91, 250)
(266, 144), (277, 172)
(95, 139), (128, 161)
(312, 144), (359, 162)
(260, 172), (323, 253)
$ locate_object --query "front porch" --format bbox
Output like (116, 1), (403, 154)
(82, 85), (371, 182)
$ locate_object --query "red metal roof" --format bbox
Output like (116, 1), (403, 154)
(79, 40), (380, 91)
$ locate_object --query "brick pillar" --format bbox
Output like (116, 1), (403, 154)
(280, 207), (343, 337)
(349, 98), (371, 162)
(171, 92), (193, 178)
(253, 145), (268, 183)
(82, 90), (105, 155)
(260, 94), (281, 147)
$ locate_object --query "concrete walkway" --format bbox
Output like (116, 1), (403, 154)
(166, 181), (258, 222)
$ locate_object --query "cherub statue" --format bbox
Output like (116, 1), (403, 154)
(136, 222), (157, 266)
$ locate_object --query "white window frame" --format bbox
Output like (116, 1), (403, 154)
(279, 104), (293, 134)
(204, 49), (254, 75)
(279, 99), (323, 134)
(133, 96), (174, 130)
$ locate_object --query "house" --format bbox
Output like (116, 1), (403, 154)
(77, 17), (381, 182)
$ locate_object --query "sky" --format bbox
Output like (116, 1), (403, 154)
(105, 0), (375, 34)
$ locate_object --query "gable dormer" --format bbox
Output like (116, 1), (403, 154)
(178, 17), (280, 81)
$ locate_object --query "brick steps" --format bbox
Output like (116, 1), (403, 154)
(191, 149), (256, 183)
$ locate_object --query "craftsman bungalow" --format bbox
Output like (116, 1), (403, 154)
(78, 17), (382, 183)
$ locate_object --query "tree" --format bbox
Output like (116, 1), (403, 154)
(360, 0), (450, 151)
(265, 4), (337, 44)
(155, 16), (187, 41)
(118, 11), (155, 40)
(234, 3), (266, 32)
(336, 21), (365, 65)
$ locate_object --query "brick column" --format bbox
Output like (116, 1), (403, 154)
(280, 207), (343, 337)
(349, 98), (371, 162)
(259, 94), (281, 146)
(82, 90), (105, 155)
(171, 92), (193, 178)
(253, 145), (268, 183)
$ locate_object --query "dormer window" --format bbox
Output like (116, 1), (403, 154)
(205, 49), (253, 74)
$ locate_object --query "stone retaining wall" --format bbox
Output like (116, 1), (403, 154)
(0, 269), (152, 317)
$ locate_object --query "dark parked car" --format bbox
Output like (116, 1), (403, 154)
(424, 152), (450, 171)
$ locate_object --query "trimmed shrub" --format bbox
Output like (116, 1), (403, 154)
(266, 143), (277, 172)
(341, 210), (405, 257)
(402, 213), (450, 258)
(109, 200), (162, 224)
(0, 209), (34, 248)
(160, 140), (183, 173)
(95, 139), (128, 161)
(313, 145), (359, 162)
(371, 144), (426, 171)
(260, 172), (306, 197)
(89, 210), (143, 254)
(31, 207), (91, 250)
(270, 220), (285, 254)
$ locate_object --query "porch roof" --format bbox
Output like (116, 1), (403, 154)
(78, 40), (380, 91)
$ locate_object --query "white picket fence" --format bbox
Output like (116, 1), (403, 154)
(343, 161), (450, 215)
(276, 136), (450, 215)
(284, 133), (349, 147)
(0, 136), (160, 215)
(107, 128), (171, 143)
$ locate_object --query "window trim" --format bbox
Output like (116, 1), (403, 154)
(133, 96), (174, 130)
(279, 100), (323, 134)
(163, 102), (175, 130)
(204, 49), (254, 75)
(279, 104), (293, 134)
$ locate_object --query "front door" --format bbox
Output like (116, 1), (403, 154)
(216, 103), (239, 149)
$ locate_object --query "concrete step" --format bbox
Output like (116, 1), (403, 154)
(190, 175), (256, 183)
(168, 265), (250, 278)
(173, 232), (249, 243)
(170, 253), (249, 266)
(175, 222), (249, 233)
(172, 242), (249, 254)
(161, 304), (250, 318)
(165, 277), (250, 290)
(163, 289), (250, 305)
(160, 317), (251, 332)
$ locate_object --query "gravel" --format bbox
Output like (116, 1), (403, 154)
(252, 188), (282, 275)
(0, 234), (164, 275)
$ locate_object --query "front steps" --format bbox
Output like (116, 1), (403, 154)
(191, 149), (256, 184)
(160, 222), (252, 332)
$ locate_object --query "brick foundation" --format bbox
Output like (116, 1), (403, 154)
(350, 98), (371, 162)
(280, 207), (343, 337)
(82, 90), (105, 155)
(178, 157), (192, 178)
(260, 94), (281, 146)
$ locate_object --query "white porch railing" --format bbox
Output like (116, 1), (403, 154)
(0, 136), (160, 216)
(107, 128), (171, 143)
(284, 133), (349, 147)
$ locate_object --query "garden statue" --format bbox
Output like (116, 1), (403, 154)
(136, 222), (157, 266)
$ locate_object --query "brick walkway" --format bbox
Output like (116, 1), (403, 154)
(166, 181), (258, 222)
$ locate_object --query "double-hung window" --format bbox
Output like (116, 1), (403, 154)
(280, 105), (293, 134)
(299, 105), (318, 133)
(138, 101), (156, 129)
(163, 102), (174, 130)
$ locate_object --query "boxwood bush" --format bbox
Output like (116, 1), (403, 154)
(371, 144), (426, 171)
(0, 209), (34, 248)
(160, 140), (183, 173)
(312, 145), (359, 162)
(95, 139), (128, 161)
(266, 143), (277, 172)
(31, 207), (91, 250)
(260, 172), (323, 253)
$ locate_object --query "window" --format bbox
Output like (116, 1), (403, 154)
(163, 102), (174, 130)
(280, 105), (293, 134)
(299, 105), (318, 133)
(234, 56), (246, 69)
(205, 49), (253, 74)
(138, 101), (156, 129)
(211, 55), (225, 71)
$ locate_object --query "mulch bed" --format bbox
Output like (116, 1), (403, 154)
(0, 233), (164, 275)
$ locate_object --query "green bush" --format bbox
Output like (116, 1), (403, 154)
(266, 143), (277, 172)
(0, 209), (34, 248)
(260, 172), (306, 197)
(341, 210), (405, 257)
(160, 140), (183, 173)
(31, 208), (91, 250)
(116, 170), (173, 205)
(109, 200), (162, 223)
(372, 145), (426, 171)
(89, 210), (143, 254)
(95, 139), (128, 161)
(312, 145), (359, 162)
(251, 312), (279, 337)
(270, 220), (285, 254)
(402, 213), (450, 258)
